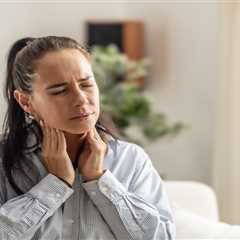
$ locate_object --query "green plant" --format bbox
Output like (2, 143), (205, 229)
(91, 44), (187, 144)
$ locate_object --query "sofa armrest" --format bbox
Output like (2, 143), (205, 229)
(164, 180), (219, 221)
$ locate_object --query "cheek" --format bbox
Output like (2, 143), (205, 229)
(93, 86), (100, 103)
(32, 96), (65, 123)
(93, 89), (100, 113)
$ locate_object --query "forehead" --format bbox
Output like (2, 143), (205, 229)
(34, 49), (91, 86)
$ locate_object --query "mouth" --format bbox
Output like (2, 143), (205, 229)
(69, 112), (94, 120)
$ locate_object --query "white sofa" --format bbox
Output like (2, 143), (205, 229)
(164, 181), (240, 239)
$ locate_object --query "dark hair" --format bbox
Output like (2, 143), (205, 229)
(1, 36), (119, 195)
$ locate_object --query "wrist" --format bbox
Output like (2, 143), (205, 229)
(57, 177), (73, 188)
(81, 170), (106, 182)
(82, 174), (102, 182)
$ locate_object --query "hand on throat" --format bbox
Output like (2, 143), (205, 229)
(64, 131), (88, 165)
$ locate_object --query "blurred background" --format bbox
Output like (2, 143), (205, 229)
(0, 0), (239, 226)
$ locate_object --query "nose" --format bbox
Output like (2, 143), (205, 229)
(71, 84), (88, 107)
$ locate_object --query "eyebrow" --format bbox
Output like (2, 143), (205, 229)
(46, 76), (92, 90)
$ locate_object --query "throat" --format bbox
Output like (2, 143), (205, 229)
(64, 132), (87, 164)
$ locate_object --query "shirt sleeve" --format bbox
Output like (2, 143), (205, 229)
(81, 145), (176, 240)
(0, 173), (74, 240)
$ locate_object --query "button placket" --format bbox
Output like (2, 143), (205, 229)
(73, 171), (80, 239)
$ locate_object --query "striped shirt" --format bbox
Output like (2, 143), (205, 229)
(0, 129), (176, 239)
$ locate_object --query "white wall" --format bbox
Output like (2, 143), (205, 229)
(0, 2), (125, 125)
(125, 2), (220, 184)
(0, 2), (219, 185)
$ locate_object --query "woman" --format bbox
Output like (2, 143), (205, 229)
(0, 36), (176, 240)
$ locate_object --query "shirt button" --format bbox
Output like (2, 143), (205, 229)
(91, 191), (96, 196)
(101, 187), (108, 193)
(67, 219), (74, 224)
(56, 193), (61, 198)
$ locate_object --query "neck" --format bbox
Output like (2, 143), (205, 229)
(64, 131), (87, 163)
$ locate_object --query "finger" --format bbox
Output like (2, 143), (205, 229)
(86, 129), (96, 144)
(94, 128), (101, 140)
(45, 123), (52, 154)
(92, 128), (102, 143)
(79, 132), (88, 141)
(58, 129), (66, 152)
(55, 128), (60, 153)
(47, 127), (57, 171)
(49, 126), (57, 153)
(56, 128), (64, 153)
(53, 128), (59, 153)
(40, 120), (47, 150)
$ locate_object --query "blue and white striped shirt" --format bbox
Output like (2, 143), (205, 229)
(0, 130), (176, 239)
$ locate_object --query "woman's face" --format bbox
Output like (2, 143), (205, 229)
(27, 48), (100, 134)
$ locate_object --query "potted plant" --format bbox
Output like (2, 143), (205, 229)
(91, 44), (187, 146)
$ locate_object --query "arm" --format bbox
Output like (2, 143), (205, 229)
(81, 145), (176, 240)
(0, 173), (74, 240)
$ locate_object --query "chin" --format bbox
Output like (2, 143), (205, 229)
(64, 122), (96, 134)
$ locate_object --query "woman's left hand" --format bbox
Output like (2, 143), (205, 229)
(77, 127), (107, 182)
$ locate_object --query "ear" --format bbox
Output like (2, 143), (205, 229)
(13, 89), (34, 114)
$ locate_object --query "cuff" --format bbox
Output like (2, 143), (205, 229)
(28, 173), (74, 209)
(81, 169), (127, 205)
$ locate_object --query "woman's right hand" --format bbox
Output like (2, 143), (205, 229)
(39, 120), (75, 187)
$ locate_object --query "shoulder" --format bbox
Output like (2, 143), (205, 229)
(107, 138), (152, 172)
(105, 138), (157, 191)
(109, 137), (146, 155)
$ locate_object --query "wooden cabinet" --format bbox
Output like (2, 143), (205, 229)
(86, 21), (145, 86)
(86, 20), (144, 60)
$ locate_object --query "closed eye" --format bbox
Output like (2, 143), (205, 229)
(50, 83), (93, 95)
(50, 85), (67, 95)
(80, 84), (93, 88)
(51, 89), (67, 95)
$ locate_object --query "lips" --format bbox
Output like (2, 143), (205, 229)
(69, 112), (93, 120)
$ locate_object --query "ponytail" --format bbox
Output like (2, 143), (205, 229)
(2, 38), (37, 195)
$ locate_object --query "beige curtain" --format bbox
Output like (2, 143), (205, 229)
(213, 2), (240, 224)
